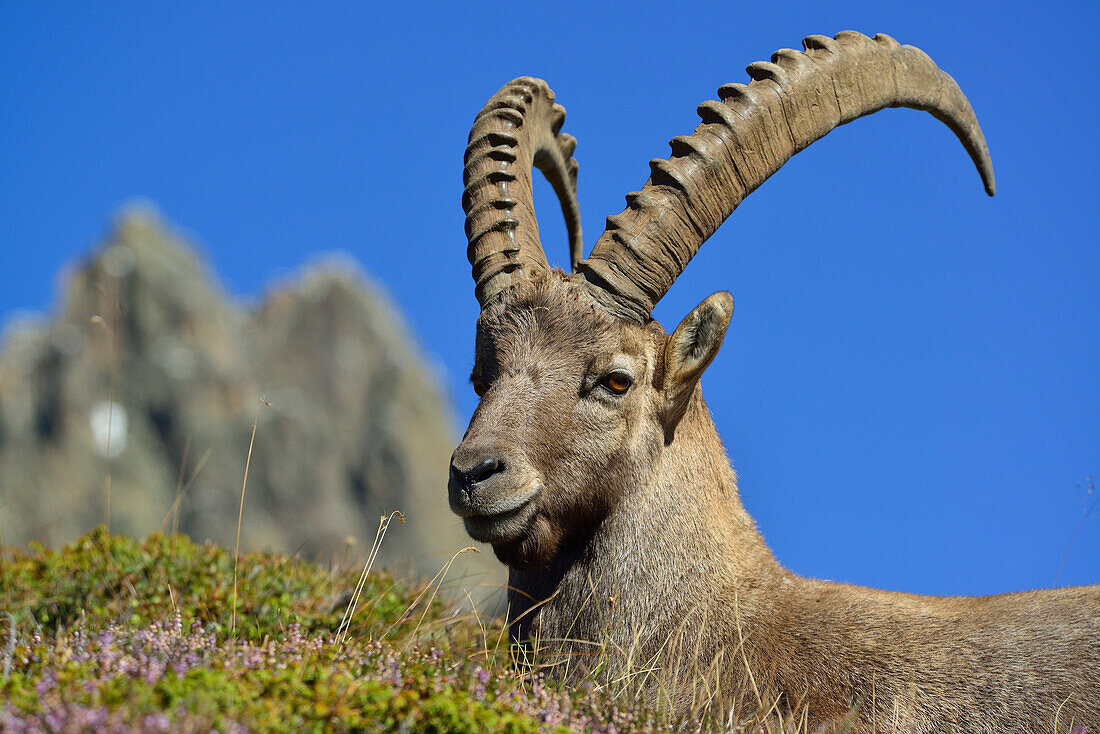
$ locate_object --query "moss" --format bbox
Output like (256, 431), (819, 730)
(1, 527), (421, 641)
(0, 531), (669, 733)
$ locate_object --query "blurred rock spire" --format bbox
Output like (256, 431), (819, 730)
(0, 203), (481, 578)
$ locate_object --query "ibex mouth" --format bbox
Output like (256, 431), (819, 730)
(461, 493), (538, 544)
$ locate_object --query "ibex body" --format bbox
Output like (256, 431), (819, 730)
(450, 32), (1100, 732)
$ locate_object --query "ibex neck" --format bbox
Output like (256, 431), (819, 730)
(507, 388), (784, 655)
(648, 389), (779, 578)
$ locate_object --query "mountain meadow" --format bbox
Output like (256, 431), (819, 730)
(0, 528), (695, 733)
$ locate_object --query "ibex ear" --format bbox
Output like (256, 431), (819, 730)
(660, 292), (734, 438)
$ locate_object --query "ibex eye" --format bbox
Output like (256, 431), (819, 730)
(602, 372), (633, 395)
(472, 379), (487, 397)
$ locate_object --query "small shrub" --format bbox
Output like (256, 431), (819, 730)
(0, 530), (674, 732)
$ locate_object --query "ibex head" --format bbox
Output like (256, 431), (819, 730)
(451, 273), (732, 569)
(449, 32), (994, 571)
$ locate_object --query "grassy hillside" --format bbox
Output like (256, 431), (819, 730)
(0, 529), (676, 733)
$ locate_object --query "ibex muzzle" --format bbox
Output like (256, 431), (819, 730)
(452, 31), (1098, 732)
(449, 440), (536, 545)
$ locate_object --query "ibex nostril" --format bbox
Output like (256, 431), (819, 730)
(449, 456), (506, 496)
(469, 457), (505, 484)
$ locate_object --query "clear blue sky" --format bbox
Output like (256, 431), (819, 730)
(2, 1), (1097, 595)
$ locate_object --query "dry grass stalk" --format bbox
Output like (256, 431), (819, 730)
(336, 509), (405, 646)
(229, 397), (269, 637)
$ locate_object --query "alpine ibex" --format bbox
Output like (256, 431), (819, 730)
(449, 31), (1099, 732)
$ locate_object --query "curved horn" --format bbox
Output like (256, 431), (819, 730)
(464, 77), (583, 306)
(573, 32), (996, 322)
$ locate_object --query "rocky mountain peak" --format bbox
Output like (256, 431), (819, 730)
(0, 204), (483, 579)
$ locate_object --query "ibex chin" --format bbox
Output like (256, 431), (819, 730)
(449, 31), (1099, 732)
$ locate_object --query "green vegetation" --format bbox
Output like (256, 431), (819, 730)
(0, 530), (669, 732)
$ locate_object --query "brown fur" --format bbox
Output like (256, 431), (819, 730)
(449, 273), (1099, 732)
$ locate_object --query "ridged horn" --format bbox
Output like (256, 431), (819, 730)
(572, 32), (995, 322)
(464, 77), (583, 306)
